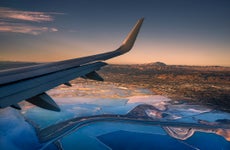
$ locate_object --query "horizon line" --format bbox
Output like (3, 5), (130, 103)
(0, 60), (229, 67)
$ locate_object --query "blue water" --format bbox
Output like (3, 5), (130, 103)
(98, 130), (230, 150)
(186, 132), (230, 150)
(98, 130), (192, 150)
(1, 95), (230, 150)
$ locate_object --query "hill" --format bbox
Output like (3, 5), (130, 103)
(147, 62), (167, 66)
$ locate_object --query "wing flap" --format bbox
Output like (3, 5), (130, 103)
(10, 104), (21, 110)
(26, 93), (60, 112)
(64, 82), (72, 87)
(82, 71), (104, 81)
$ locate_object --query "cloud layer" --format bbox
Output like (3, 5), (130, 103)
(0, 7), (54, 22)
(0, 7), (59, 35)
(0, 22), (58, 35)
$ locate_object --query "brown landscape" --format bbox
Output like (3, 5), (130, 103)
(0, 61), (230, 112)
(98, 62), (230, 112)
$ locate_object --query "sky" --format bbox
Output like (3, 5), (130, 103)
(0, 0), (229, 66)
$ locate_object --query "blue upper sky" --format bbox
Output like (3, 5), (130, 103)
(0, 0), (229, 66)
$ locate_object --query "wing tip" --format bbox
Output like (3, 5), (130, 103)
(117, 17), (144, 54)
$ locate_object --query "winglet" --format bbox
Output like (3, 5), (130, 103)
(116, 18), (144, 54)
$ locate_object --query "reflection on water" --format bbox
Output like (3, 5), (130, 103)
(36, 101), (230, 150)
(216, 129), (230, 141)
(97, 128), (230, 150)
(164, 127), (230, 142)
(1, 82), (230, 150)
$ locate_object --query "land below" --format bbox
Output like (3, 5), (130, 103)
(98, 62), (230, 112)
(0, 61), (229, 112)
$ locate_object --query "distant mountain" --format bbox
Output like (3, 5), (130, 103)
(147, 62), (167, 66)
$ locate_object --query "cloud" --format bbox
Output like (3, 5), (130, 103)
(50, 28), (58, 32)
(0, 7), (61, 35)
(0, 7), (54, 22)
(0, 22), (58, 35)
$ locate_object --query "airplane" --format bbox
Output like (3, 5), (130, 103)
(0, 18), (144, 112)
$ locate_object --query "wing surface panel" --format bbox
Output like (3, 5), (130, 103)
(0, 62), (106, 108)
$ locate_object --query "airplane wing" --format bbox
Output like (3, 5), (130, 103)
(0, 18), (144, 111)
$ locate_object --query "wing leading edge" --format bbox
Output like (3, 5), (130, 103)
(0, 18), (144, 111)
